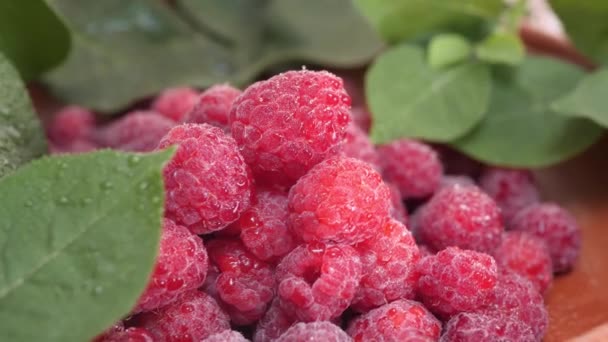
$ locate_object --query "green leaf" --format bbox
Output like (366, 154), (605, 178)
(0, 52), (47, 178)
(353, 0), (503, 43)
(0, 0), (71, 80)
(0, 149), (173, 342)
(552, 68), (608, 127)
(427, 33), (473, 69)
(367, 44), (491, 143)
(475, 31), (525, 65)
(452, 56), (603, 167)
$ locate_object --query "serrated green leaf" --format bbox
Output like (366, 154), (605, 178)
(552, 68), (608, 128)
(0, 149), (173, 342)
(0, 0), (70, 80)
(452, 57), (603, 167)
(427, 33), (472, 69)
(353, 0), (503, 43)
(476, 31), (524, 65)
(0, 52), (47, 178)
(367, 45), (491, 143)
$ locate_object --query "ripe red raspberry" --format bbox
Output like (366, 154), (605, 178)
(352, 219), (420, 312)
(483, 272), (548, 340)
(134, 219), (208, 313)
(230, 70), (351, 187)
(140, 291), (230, 341)
(232, 189), (299, 262)
(96, 111), (175, 152)
(253, 298), (297, 342)
(47, 105), (96, 146)
(339, 122), (380, 169)
(416, 247), (498, 318)
(159, 123), (253, 234)
(377, 139), (443, 199)
(94, 324), (154, 342)
(206, 239), (275, 325)
(288, 157), (392, 245)
(276, 322), (351, 342)
(510, 203), (581, 273)
(276, 242), (362, 321)
(492, 232), (553, 294)
(439, 175), (475, 190)
(416, 184), (503, 253)
(202, 330), (248, 342)
(441, 312), (535, 342)
(479, 168), (540, 223)
(346, 300), (441, 341)
(184, 84), (242, 131)
(350, 107), (372, 133)
(418, 245), (434, 258)
(152, 87), (199, 122)
(386, 181), (409, 225)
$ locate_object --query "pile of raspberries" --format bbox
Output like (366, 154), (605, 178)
(47, 70), (581, 342)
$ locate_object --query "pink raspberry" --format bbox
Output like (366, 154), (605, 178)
(276, 322), (351, 342)
(288, 157), (392, 245)
(184, 84), (242, 131)
(276, 242), (362, 321)
(134, 219), (208, 313)
(492, 231), (553, 294)
(350, 107), (372, 133)
(96, 111), (175, 152)
(418, 245), (434, 258)
(416, 247), (498, 318)
(202, 330), (248, 342)
(339, 122), (380, 169)
(352, 219), (420, 312)
(386, 181), (409, 225)
(230, 70), (351, 187)
(479, 168), (540, 223)
(158, 124), (253, 234)
(439, 175), (475, 190)
(152, 87), (199, 122)
(206, 239), (275, 325)
(47, 105), (96, 146)
(510, 203), (581, 273)
(377, 139), (443, 199)
(441, 312), (535, 342)
(416, 184), (503, 253)
(94, 324), (154, 342)
(49, 139), (99, 154)
(139, 291), (230, 342)
(346, 300), (441, 341)
(232, 189), (299, 262)
(253, 298), (297, 342)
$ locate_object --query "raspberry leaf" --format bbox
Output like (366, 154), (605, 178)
(367, 44), (491, 143)
(427, 33), (473, 69)
(0, 0), (70, 80)
(0, 52), (47, 178)
(0, 149), (174, 342)
(475, 32), (525, 66)
(552, 68), (608, 128)
(452, 57), (603, 167)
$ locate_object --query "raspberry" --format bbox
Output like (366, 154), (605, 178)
(206, 239), (275, 325)
(346, 300), (441, 341)
(49, 139), (99, 154)
(510, 203), (581, 273)
(253, 298), (297, 342)
(479, 168), (540, 223)
(139, 291), (230, 342)
(134, 219), (208, 313)
(93, 322), (125, 342)
(288, 157), (391, 245)
(416, 184), (503, 253)
(350, 107), (372, 133)
(418, 245), (434, 258)
(441, 312), (535, 342)
(47, 105), (96, 146)
(202, 330), (249, 342)
(276, 322), (351, 342)
(96, 111), (175, 152)
(94, 324), (154, 342)
(158, 124), (253, 234)
(416, 247), (498, 318)
(377, 139), (443, 199)
(233, 189), (299, 262)
(386, 181), (409, 225)
(483, 272), (548, 340)
(152, 87), (199, 122)
(276, 243), (362, 321)
(492, 231), (553, 294)
(352, 219), (420, 312)
(339, 122), (380, 169)
(230, 70), (351, 187)
(184, 84), (242, 131)
(439, 175), (475, 190)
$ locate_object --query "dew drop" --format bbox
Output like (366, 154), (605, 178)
(100, 180), (113, 190)
(139, 182), (148, 191)
(93, 286), (103, 295)
(24, 200), (33, 208)
(58, 196), (69, 205)
(128, 155), (141, 166)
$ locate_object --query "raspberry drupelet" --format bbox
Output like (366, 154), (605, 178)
(94, 324), (154, 342)
(276, 322), (352, 342)
(184, 84), (242, 132)
(229, 70), (351, 187)
(158, 123), (253, 234)
(253, 298), (297, 342)
(202, 330), (249, 342)
(152, 87), (199, 122)
(441, 312), (535, 342)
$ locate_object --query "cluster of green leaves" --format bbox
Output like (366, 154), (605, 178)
(356, 0), (605, 167)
